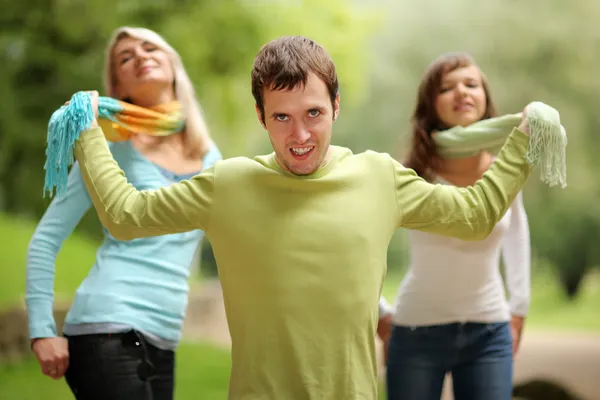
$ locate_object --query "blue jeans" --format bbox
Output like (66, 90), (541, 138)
(386, 322), (513, 400)
(64, 330), (175, 400)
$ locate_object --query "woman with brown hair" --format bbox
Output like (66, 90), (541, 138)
(380, 52), (532, 400)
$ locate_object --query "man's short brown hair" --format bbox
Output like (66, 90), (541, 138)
(251, 36), (339, 123)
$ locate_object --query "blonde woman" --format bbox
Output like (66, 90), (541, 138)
(26, 27), (221, 400)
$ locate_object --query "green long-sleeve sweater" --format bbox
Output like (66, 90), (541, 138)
(75, 126), (531, 400)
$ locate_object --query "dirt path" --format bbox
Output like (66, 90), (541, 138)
(182, 281), (600, 400)
(182, 281), (231, 347)
(510, 331), (600, 399)
(434, 331), (600, 400)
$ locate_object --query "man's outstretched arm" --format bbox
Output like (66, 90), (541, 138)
(75, 126), (215, 241)
(394, 127), (533, 241)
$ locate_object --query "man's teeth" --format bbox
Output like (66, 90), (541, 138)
(291, 147), (313, 155)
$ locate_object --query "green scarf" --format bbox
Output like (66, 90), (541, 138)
(433, 101), (567, 188)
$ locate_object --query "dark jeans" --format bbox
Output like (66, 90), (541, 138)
(386, 322), (513, 400)
(64, 330), (175, 400)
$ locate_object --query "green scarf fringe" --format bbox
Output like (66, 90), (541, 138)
(434, 101), (567, 188)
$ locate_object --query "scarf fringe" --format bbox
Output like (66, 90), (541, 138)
(433, 101), (567, 189)
(526, 119), (568, 188)
(43, 91), (185, 199)
(525, 102), (568, 189)
(43, 91), (95, 198)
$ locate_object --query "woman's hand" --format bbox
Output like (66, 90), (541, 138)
(31, 337), (70, 379)
(377, 313), (392, 364)
(510, 315), (525, 359)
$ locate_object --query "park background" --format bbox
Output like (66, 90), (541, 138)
(1, 0), (599, 399)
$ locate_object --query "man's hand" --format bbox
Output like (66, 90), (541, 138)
(377, 313), (392, 365)
(88, 90), (99, 129)
(510, 315), (525, 359)
(518, 104), (530, 135)
(31, 337), (70, 379)
(64, 90), (99, 130)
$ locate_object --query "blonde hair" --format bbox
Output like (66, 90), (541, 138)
(104, 26), (212, 157)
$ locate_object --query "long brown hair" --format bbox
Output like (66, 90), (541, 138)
(404, 52), (497, 182)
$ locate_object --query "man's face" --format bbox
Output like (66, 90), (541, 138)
(257, 73), (340, 176)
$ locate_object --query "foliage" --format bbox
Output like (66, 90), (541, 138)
(380, 267), (600, 332)
(0, 213), (97, 310)
(1, 0), (598, 295)
(334, 0), (600, 296)
(0, 0), (379, 243)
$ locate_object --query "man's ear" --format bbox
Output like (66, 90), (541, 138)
(333, 92), (340, 121)
(255, 104), (267, 129)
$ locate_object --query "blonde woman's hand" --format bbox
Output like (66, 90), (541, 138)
(31, 337), (70, 379)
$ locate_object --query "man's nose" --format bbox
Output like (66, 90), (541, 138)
(291, 123), (310, 143)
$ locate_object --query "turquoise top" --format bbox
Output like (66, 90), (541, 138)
(26, 140), (221, 349)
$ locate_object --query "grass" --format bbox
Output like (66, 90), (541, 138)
(0, 213), (220, 399)
(1, 212), (599, 398)
(381, 266), (600, 332)
(524, 268), (600, 331)
(4, 211), (599, 331)
(0, 342), (232, 400)
(0, 213), (205, 311)
(0, 213), (99, 309)
(0, 345), (388, 400)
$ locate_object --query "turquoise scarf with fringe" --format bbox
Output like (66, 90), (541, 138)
(43, 91), (185, 198)
(433, 101), (567, 188)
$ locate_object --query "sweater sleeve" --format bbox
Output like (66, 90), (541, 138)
(26, 163), (92, 339)
(394, 128), (532, 241)
(74, 127), (215, 241)
(501, 191), (531, 316)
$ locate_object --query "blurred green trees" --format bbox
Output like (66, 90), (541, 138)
(1, 0), (598, 297)
(0, 0), (378, 233)
(334, 0), (600, 297)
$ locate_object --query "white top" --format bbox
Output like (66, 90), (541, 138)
(380, 178), (531, 326)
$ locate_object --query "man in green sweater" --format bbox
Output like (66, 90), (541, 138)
(74, 36), (533, 399)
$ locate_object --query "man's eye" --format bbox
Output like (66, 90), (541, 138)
(276, 115), (289, 122)
(308, 110), (320, 117)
